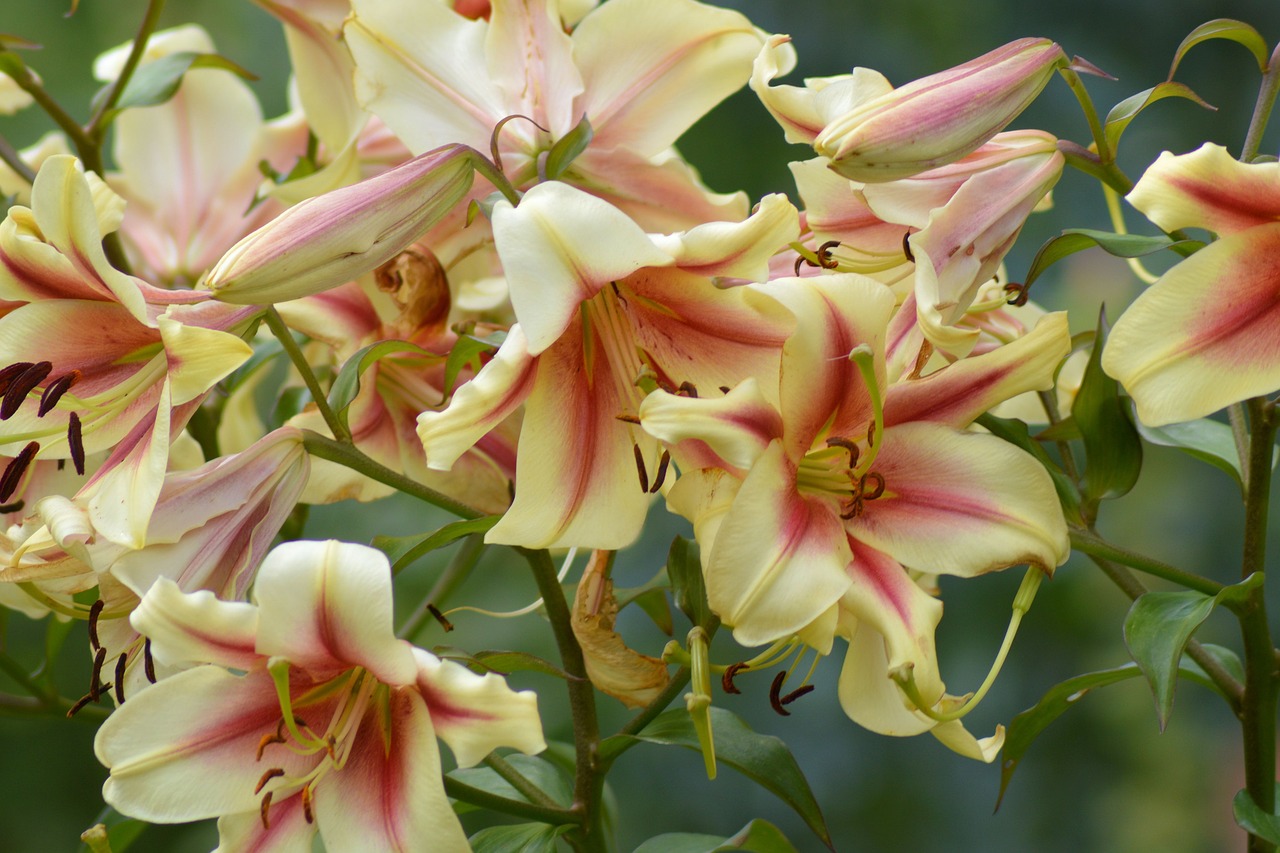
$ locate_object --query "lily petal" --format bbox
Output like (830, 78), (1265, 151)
(1127, 143), (1280, 236)
(131, 579), (260, 671)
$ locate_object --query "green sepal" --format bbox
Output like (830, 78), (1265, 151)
(1072, 307), (1142, 518)
(1233, 784), (1280, 845)
(633, 819), (800, 853)
(598, 707), (832, 849)
(371, 515), (501, 574)
(468, 822), (570, 853)
(666, 535), (717, 632)
(544, 114), (594, 181)
(1023, 229), (1201, 289)
(328, 340), (435, 433)
(442, 329), (508, 401)
(1168, 19), (1270, 78)
(1123, 574), (1260, 729)
(1103, 82), (1214, 154)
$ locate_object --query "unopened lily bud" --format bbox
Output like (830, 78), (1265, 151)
(814, 38), (1066, 182)
(205, 144), (475, 303)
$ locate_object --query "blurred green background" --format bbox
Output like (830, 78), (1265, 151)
(2, 1), (1280, 851)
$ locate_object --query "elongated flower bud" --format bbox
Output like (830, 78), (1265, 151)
(815, 38), (1066, 182)
(205, 144), (475, 303)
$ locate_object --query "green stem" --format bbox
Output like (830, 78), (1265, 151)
(0, 650), (55, 704)
(1241, 44), (1280, 163)
(301, 430), (483, 519)
(1239, 398), (1277, 853)
(1037, 389), (1080, 483)
(1085, 553), (1244, 711)
(398, 533), (486, 641)
(443, 776), (580, 826)
(467, 148), (522, 206)
(1059, 68), (1112, 163)
(1070, 528), (1225, 596)
(614, 665), (690, 742)
(0, 133), (35, 184)
(263, 307), (352, 443)
(483, 752), (563, 810)
(1231, 403), (1252, 494)
(518, 547), (604, 853)
(85, 0), (167, 139)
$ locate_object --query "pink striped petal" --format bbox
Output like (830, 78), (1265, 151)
(650, 194), (799, 281)
(1128, 143), (1280, 236)
(412, 648), (545, 768)
(1102, 223), (1280, 425)
(252, 541), (418, 686)
(215, 799), (315, 853)
(486, 0), (582, 139)
(640, 378), (783, 472)
(131, 579), (260, 671)
(844, 422), (1068, 577)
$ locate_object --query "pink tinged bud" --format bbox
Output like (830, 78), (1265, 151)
(815, 38), (1066, 183)
(205, 145), (475, 304)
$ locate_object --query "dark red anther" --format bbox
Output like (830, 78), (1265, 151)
(89, 647), (107, 701)
(768, 670), (791, 716)
(860, 471), (886, 501)
(633, 444), (649, 493)
(1, 361), (52, 420)
(866, 420), (877, 447)
(143, 637), (156, 683)
(1004, 281), (1030, 307)
(0, 499), (23, 514)
(113, 653), (128, 703)
(722, 662), (748, 695)
(793, 255), (805, 276)
(255, 767), (286, 795)
(38, 370), (80, 416)
(816, 240), (841, 269)
(88, 599), (105, 651)
(427, 603), (454, 632)
(649, 450), (670, 494)
(66, 691), (96, 717)
(260, 792), (274, 830)
(825, 437), (860, 468)
(677, 381), (698, 398)
(780, 683), (816, 706)
(902, 231), (915, 263)
(68, 412), (84, 475)
(718, 386), (731, 394)
(0, 441), (39, 501)
(0, 362), (33, 397)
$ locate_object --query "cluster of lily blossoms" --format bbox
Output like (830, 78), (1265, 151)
(12, 0), (1259, 847)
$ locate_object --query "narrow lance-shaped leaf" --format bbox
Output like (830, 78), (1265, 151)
(110, 52), (258, 112)
(599, 707), (832, 849)
(1168, 19), (1270, 79)
(327, 339), (434, 432)
(442, 330), (507, 401)
(634, 819), (801, 853)
(667, 535), (717, 631)
(1103, 82), (1214, 154)
(369, 515), (501, 574)
(1073, 307), (1142, 517)
(544, 115), (594, 182)
(1023, 229), (1200, 289)
(449, 754), (574, 811)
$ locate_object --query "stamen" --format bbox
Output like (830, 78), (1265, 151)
(825, 437), (860, 469)
(256, 727), (287, 761)
(255, 767), (285, 795)
(780, 683), (816, 706)
(37, 370), (80, 416)
(1, 361), (52, 419)
(677, 382), (698, 398)
(259, 792), (273, 830)
(89, 647), (107, 701)
(68, 413), (85, 475)
(66, 691), (96, 718)
(908, 341), (934, 380)
(0, 362), (34, 397)
(768, 671), (791, 716)
(633, 444), (649, 493)
(902, 231), (915, 263)
(615, 413), (641, 425)
(143, 638), (156, 683)
(0, 499), (23, 514)
(0, 441), (39, 501)
(721, 662), (748, 695)
(427, 603), (454, 632)
(816, 240), (841, 269)
(87, 600), (105, 651)
(860, 471), (886, 501)
(113, 653), (128, 703)
(718, 386), (731, 394)
(302, 783), (315, 824)
(649, 450), (670, 494)
(1004, 281), (1030, 307)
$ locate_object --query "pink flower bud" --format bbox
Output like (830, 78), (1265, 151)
(205, 144), (474, 303)
(815, 38), (1066, 182)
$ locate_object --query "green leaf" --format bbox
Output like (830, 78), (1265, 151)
(468, 822), (569, 853)
(667, 535), (716, 631)
(0, 34), (41, 51)
(998, 664), (1146, 808)
(0, 50), (28, 80)
(1122, 575), (1259, 730)
(1168, 19), (1270, 79)
(371, 515), (500, 574)
(1023, 229), (1200, 289)
(600, 708), (831, 849)
(1103, 82), (1214, 154)
(436, 647), (577, 681)
(1072, 308), (1142, 515)
(442, 330), (507, 401)
(113, 52), (258, 112)
(1233, 785), (1280, 845)
(1134, 412), (1279, 494)
(544, 114), (594, 181)
(616, 567), (673, 635)
(976, 414), (1082, 525)
(450, 754), (573, 809)
(634, 819), (800, 853)
(328, 340), (434, 432)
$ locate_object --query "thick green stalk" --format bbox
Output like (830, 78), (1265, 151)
(1070, 529), (1225, 596)
(85, 0), (167, 140)
(518, 547), (605, 853)
(443, 776), (580, 826)
(483, 752), (563, 810)
(263, 307), (352, 444)
(1241, 44), (1280, 163)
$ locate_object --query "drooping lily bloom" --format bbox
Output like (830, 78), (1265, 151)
(0, 156), (255, 545)
(95, 539), (546, 851)
(1103, 143), (1280, 425)
(418, 182), (798, 549)
(640, 274), (1069, 751)
(344, 0), (761, 235)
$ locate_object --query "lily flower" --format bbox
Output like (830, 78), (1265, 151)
(640, 274), (1069, 750)
(95, 539), (546, 851)
(417, 182), (797, 550)
(1103, 143), (1280, 425)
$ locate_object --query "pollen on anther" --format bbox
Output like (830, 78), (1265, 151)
(260, 792), (274, 830)
(302, 783), (316, 824)
(255, 767), (286, 795)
